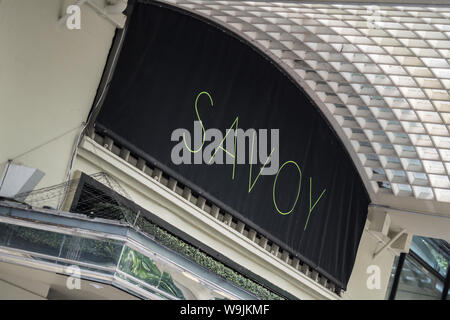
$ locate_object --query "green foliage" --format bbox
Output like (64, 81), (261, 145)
(72, 202), (283, 300)
(1, 223), (122, 264)
(421, 238), (449, 274)
(119, 246), (185, 299)
(8, 225), (64, 250)
(134, 217), (283, 300)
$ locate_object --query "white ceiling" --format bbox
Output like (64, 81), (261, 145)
(237, 1), (450, 5)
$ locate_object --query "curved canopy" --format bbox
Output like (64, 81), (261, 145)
(97, 1), (372, 288)
(157, 0), (450, 214)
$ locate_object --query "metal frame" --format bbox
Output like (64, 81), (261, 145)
(387, 247), (449, 300)
(0, 201), (258, 300)
(70, 172), (299, 299)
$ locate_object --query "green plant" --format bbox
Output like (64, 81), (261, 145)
(83, 202), (283, 300)
(135, 217), (283, 300)
(119, 246), (185, 299)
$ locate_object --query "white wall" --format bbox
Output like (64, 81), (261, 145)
(343, 228), (397, 300)
(0, 280), (47, 300)
(0, 0), (117, 191)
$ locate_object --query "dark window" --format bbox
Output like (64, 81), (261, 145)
(387, 236), (450, 300)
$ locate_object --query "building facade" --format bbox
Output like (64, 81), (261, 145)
(0, 0), (449, 300)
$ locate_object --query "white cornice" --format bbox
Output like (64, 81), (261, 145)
(76, 136), (340, 300)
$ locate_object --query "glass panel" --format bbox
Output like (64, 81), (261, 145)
(0, 222), (123, 268)
(396, 255), (444, 300)
(385, 255), (400, 299)
(410, 236), (449, 277)
(59, 235), (123, 267)
(118, 246), (238, 300)
(0, 222), (65, 256)
(118, 246), (186, 299)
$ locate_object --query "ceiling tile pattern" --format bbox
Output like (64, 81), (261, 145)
(157, 0), (450, 203)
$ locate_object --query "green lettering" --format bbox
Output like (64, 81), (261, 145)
(208, 116), (239, 179)
(248, 131), (276, 193)
(183, 91), (213, 153)
(273, 161), (302, 215)
(304, 177), (326, 230)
